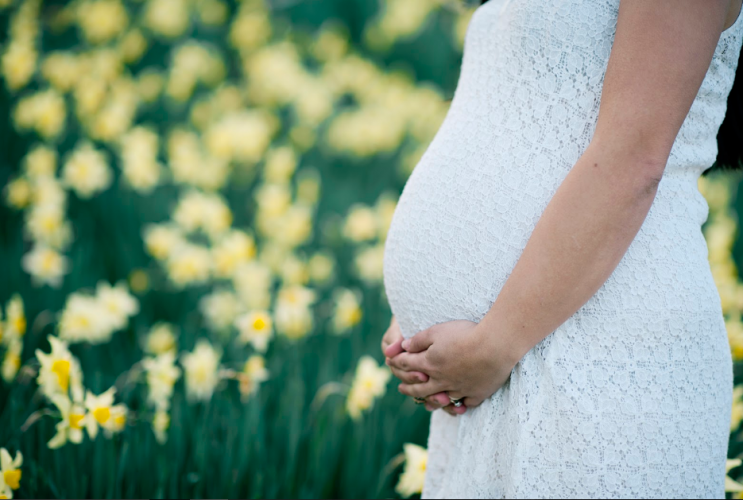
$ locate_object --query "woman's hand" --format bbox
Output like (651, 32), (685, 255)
(388, 320), (520, 409)
(382, 317), (459, 415)
(381, 316), (431, 385)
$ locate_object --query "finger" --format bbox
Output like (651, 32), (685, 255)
(387, 352), (428, 373)
(399, 381), (446, 399)
(401, 328), (434, 354)
(384, 339), (405, 358)
(432, 392), (450, 407)
(389, 366), (429, 385)
(442, 406), (458, 417)
(447, 391), (466, 401)
(426, 395), (446, 410)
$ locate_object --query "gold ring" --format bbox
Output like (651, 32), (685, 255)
(413, 397), (426, 405)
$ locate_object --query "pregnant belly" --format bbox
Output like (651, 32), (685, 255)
(382, 151), (559, 339)
(383, 152), (720, 340)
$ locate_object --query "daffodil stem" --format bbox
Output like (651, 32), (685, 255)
(20, 409), (56, 433)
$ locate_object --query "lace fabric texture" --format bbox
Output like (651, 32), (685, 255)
(382, 1), (743, 498)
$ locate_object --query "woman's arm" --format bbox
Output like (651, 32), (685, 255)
(392, 0), (733, 408)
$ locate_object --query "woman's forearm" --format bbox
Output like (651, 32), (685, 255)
(479, 139), (666, 364)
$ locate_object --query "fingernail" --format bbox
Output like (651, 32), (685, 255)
(402, 340), (411, 350)
(425, 405), (434, 412)
(385, 358), (390, 365)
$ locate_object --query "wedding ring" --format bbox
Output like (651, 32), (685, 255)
(450, 397), (464, 408)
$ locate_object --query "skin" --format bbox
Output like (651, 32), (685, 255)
(383, 0), (743, 414)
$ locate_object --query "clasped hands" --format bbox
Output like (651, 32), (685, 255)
(381, 316), (519, 416)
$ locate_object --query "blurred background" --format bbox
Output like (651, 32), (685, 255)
(1, 0), (743, 498)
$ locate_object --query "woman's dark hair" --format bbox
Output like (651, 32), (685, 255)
(480, 0), (743, 171)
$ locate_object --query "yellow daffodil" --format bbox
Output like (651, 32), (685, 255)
(199, 290), (243, 333)
(2, 338), (22, 383)
(144, 0), (190, 38)
(84, 387), (116, 439)
(238, 355), (269, 400)
(274, 286), (316, 340)
(77, 0), (129, 44)
(181, 340), (221, 402)
(331, 288), (363, 335)
(21, 245), (70, 288)
(4, 178), (31, 210)
(62, 143), (112, 199)
(396, 444), (428, 498)
(143, 224), (186, 261)
(346, 356), (391, 420)
(308, 252), (336, 284)
(233, 261), (273, 310)
(58, 293), (115, 344)
(0, 448), (22, 493)
(35, 335), (83, 399)
(152, 409), (170, 444)
(96, 281), (139, 331)
(343, 205), (378, 243)
(354, 244), (386, 285)
(166, 243), (213, 287)
(211, 230), (256, 278)
(48, 390), (86, 449)
(143, 351), (181, 410)
(4, 295), (26, 341)
(144, 323), (178, 356)
(235, 311), (274, 352)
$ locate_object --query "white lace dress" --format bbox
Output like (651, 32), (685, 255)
(383, 1), (743, 498)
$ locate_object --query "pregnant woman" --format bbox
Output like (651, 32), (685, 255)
(381, 0), (743, 498)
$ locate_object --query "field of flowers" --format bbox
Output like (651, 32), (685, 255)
(2, 0), (743, 498)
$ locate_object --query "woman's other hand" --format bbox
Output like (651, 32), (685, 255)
(389, 320), (520, 409)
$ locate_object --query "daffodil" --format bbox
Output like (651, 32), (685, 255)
(346, 356), (391, 420)
(4, 295), (26, 341)
(233, 261), (273, 310)
(396, 444), (428, 498)
(106, 404), (128, 435)
(58, 293), (115, 344)
(166, 243), (212, 287)
(274, 286), (316, 340)
(62, 143), (112, 199)
(4, 178), (31, 210)
(211, 230), (256, 278)
(35, 335), (83, 399)
(0, 448), (22, 493)
(48, 390), (86, 449)
(152, 409), (170, 444)
(199, 290), (243, 333)
(143, 351), (181, 410)
(331, 288), (363, 335)
(144, 323), (178, 356)
(343, 205), (378, 243)
(84, 387), (116, 439)
(238, 355), (269, 400)
(235, 311), (274, 352)
(354, 243), (386, 285)
(143, 224), (186, 261)
(21, 245), (70, 288)
(96, 281), (139, 331)
(2, 338), (22, 383)
(308, 252), (335, 284)
(181, 340), (221, 402)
